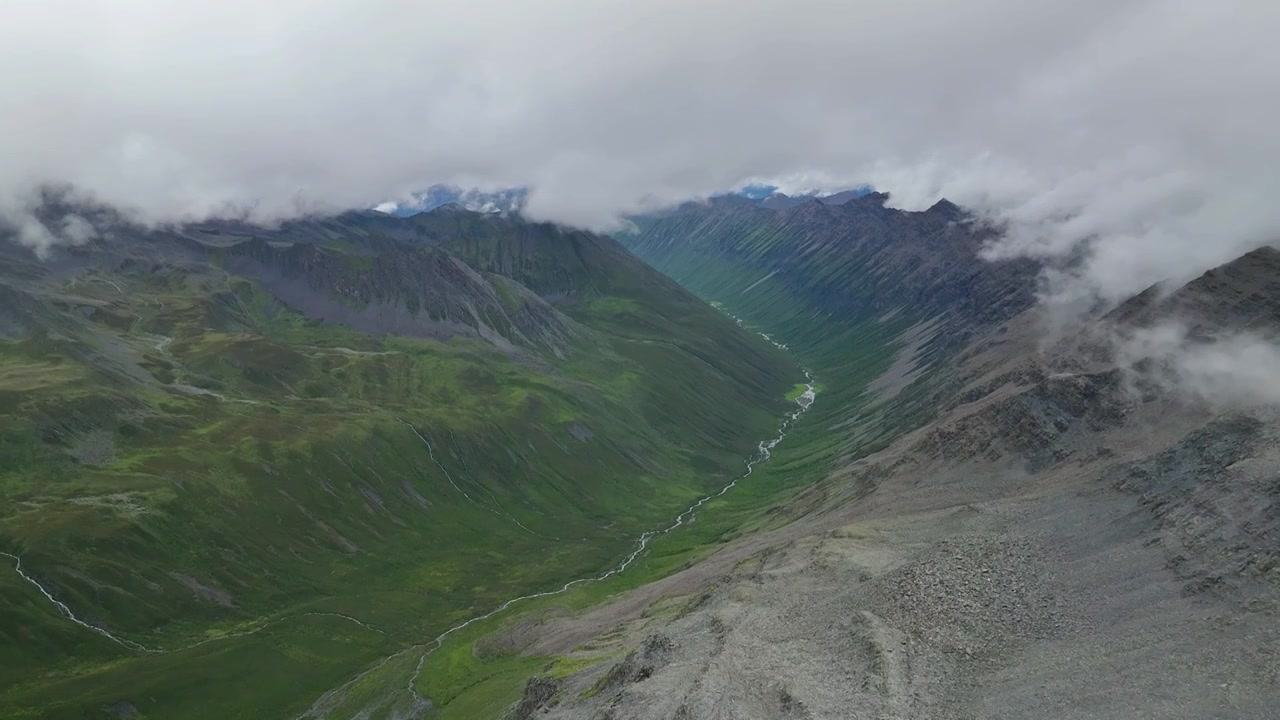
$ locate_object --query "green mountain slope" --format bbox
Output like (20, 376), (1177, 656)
(0, 208), (799, 719)
(620, 193), (1039, 449)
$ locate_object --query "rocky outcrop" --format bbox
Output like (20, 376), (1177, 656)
(510, 676), (562, 720)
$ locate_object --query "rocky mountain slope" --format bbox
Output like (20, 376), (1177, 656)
(457, 208), (1280, 719)
(0, 207), (800, 719)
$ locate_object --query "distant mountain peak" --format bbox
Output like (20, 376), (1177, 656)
(377, 185), (527, 217)
(859, 191), (891, 206)
(757, 186), (875, 211)
(926, 197), (962, 218)
(1235, 243), (1280, 263)
(430, 201), (471, 214)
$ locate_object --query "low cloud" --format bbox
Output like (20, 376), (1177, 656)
(0, 193), (99, 259)
(1116, 321), (1280, 409)
(0, 0), (1277, 304)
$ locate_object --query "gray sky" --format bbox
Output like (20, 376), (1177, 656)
(3, 0), (1278, 302)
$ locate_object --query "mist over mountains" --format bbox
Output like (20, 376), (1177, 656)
(369, 185), (876, 219)
(2, 2), (1280, 718)
(374, 186), (529, 218)
(3, 1), (1279, 310)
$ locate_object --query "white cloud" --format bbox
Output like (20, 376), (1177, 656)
(1117, 321), (1280, 409)
(1, 0), (1278, 302)
(58, 214), (98, 245)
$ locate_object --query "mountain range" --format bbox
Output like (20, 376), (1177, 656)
(1, 191), (1278, 719)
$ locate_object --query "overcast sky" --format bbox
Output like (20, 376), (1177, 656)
(2, 0), (1279, 303)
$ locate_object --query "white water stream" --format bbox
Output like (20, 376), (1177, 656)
(0, 550), (153, 653)
(1, 548), (386, 655)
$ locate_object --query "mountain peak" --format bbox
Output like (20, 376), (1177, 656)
(755, 187), (876, 211)
(1231, 243), (1280, 265)
(1106, 243), (1280, 331)
(857, 191), (892, 207)
(926, 197), (962, 218)
(429, 201), (470, 214)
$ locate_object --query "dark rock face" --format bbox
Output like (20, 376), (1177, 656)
(510, 676), (561, 720)
(103, 700), (139, 718)
(1116, 414), (1279, 596)
(590, 633), (677, 702)
(911, 368), (1131, 471)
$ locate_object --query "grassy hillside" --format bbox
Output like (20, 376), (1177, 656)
(0, 210), (799, 719)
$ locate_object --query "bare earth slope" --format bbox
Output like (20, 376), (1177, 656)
(503, 248), (1280, 719)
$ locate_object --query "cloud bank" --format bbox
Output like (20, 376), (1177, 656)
(1117, 322), (1280, 410)
(2, 0), (1278, 297)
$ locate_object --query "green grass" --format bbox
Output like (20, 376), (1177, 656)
(0, 240), (800, 720)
